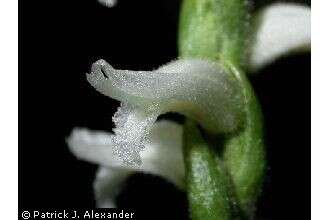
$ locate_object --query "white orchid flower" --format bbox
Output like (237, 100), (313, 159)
(68, 58), (244, 207)
(68, 2), (310, 208)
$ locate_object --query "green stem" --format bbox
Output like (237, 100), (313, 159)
(183, 120), (232, 220)
(179, 0), (249, 67)
(223, 63), (265, 216)
(179, 0), (265, 218)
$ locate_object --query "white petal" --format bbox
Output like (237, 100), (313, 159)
(98, 0), (117, 8)
(67, 127), (122, 167)
(140, 120), (185, 189)
(93, 166), (132, 208)
(249, 3), (311, 71)
(67, 120), (185, 188)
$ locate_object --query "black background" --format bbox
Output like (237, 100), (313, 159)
(19, 0), (310, 219)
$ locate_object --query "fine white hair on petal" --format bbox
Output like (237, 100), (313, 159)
(112, 103), (159, 166)
(98, 0), (117, 8)
(249, 3), (311, 71)
(67, 94), (158, 166)
(67, 120), (185, 188)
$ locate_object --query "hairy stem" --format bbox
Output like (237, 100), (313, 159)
(179, 0), (249, 67)
(179, 0), (265, 218)
(184, 120), (232, 220)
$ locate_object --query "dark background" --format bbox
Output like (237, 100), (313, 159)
(19, 0), (310, 219)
